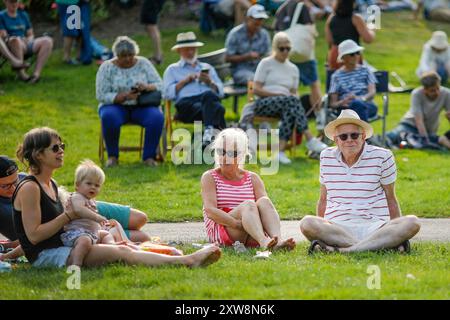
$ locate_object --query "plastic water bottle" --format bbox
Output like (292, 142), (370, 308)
(233, 241), (248, 253)
(0, 261), (12, 273)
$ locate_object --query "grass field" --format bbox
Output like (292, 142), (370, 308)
(0, 11), (449, 300)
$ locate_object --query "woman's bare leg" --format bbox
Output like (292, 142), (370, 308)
(82, 244), (221, 268)
(256, 196), (295, 250)
(31, 36), (53, 78)
(127, 208), (151, 242)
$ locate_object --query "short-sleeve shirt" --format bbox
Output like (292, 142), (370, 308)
(401, 86), (450, 135)
(319, 144), (397, 224)
(421, 0), (450, 11)
(254, 56), (299, 96)
(225, 23), (271, 74)
(0, 9), (32, 37)
(329, 65), (377, 101)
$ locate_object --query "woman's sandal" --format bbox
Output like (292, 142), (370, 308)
(11, 62), (30, 71)
(27, 75), (40, 84)
(396, 240), (411, 254)
(308, 240), (339, 255)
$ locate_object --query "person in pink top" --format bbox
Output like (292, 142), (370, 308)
(201, 128), (296, 251)
(300, 110), (421, 254)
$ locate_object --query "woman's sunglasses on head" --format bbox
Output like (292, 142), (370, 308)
(336, 132), (362, 141)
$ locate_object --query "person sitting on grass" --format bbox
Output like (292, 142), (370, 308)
(59, 159), (141, 267)
(201, 128), (296, 251)
(416, 31), (450, 85)
(11, 127), (221, 268)
(386, 71), (450, 150)
(0, 0), (53, 83)
(300, 110), (421, 254)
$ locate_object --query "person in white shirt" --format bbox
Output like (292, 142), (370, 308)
(416, 31), (450, 84)
(300, 110), (421, 254)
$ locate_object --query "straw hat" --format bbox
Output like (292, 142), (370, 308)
(337, 39), (365, 62)
(171, 32), (204, 51)
(324, 109), (373, 140)
(428, 31), (448, 50)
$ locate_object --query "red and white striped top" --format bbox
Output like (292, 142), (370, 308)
(203, 169), (256, 243)
(319, 143), (397, 224)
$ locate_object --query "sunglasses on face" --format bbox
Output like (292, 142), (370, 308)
(0, 177), (19, 190)
(49, 143), (65, 153)
(216, 148), (240, 158)
(336, 132), (362, 141)
(278, 46), (291, 52)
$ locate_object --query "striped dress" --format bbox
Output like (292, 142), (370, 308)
(319, 143), (397, 226)
(203, 169), (256, 244)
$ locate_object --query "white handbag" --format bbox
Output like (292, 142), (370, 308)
(283, 2), (318, 63)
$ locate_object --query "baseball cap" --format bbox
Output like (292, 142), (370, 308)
(0, 156), (18, 178)
(246, 4), (269, 19)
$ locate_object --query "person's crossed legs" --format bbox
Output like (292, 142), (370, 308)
(300, 215), (420, 253)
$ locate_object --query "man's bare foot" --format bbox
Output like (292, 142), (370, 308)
(274, 238), (296, 251)
(186, 245), (221, 268)
(260, 237), (278, 251)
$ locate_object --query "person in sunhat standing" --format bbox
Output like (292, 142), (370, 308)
(163, 31), (226, 146)
(300, 110), (421, 254)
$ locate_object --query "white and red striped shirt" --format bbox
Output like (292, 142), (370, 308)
(203, 169), (256, 243)
(319, 143), (397, 225)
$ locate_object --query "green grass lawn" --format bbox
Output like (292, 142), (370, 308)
(1, 242), (449, 299)
(0, 11), (449, 300)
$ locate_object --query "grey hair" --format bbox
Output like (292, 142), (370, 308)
(112, 36), (140, 57)
(272, 32), (291, 53)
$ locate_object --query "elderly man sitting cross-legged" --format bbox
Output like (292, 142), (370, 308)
(300, 110), (421, 254)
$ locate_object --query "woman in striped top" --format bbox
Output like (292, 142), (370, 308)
(201, 128), (296, 250)
(300, 110), (421, 254)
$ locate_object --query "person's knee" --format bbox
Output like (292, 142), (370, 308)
(101, 110), (123, 128)
(129, 209), (148, 229)
(7, 37), (21, 48)
(256, 196), (272, 208)
(403, 215), (421, 236)
(75, 236), (93, 250)
(299, 216), (319, 238)
(241, 200), (258, 213)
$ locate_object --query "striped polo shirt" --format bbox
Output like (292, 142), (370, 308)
(319, 143), (397, 224)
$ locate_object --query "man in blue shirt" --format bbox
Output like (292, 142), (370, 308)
(225, 4), (271, 86)
(163, 31), (226, 145)
(0, 0), (53, 83)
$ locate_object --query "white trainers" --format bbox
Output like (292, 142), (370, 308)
(278, 151), (292, 164)
(306, 137), (328, 153)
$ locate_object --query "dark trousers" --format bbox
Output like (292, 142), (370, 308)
(338, 99), (378, 122)
(175, 91), (226, 129)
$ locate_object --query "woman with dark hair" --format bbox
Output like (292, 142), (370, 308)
(325, 0), (375, 70)
(12, 127), (221, 268)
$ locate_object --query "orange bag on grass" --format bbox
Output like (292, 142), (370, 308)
(139, 242), (183, 256)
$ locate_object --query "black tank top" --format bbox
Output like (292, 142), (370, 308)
(329, 15), (360, 45)
(12, 175), (64, 263)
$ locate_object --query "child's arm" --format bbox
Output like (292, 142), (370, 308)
(71, 194), (107, 223)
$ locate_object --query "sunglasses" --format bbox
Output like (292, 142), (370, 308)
(216, 148), (240, 158)
(336, 132), (362, 141)
(278, 46), (291, 52)
(0, 177), (19, 190)
(49, 143), (65, 153)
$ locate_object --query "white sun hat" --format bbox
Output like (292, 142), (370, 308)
(337, 39), (365, 62)
(324, 109), (373, 140)
(171, 32), (204, 51)
(246, 4), (269, 19)
(428, 31), (448, 50)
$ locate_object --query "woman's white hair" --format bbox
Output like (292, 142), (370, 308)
(112, 36), (140, 57)
(211, 128), (251, 169)
(272, 32), (292, 53)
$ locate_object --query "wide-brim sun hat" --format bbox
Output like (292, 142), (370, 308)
(246, 4), (269, 19)
(324, 109), (373, 140)
(337, 39), (365, 62)
(171, 31), (204, 51)
(428, 31), (448, 50)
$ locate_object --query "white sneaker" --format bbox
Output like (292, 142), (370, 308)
(278, 151), (292, 164)
(203, 127), (214, 145)
(306, 137), (328, 153)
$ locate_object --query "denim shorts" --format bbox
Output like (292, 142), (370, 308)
(295, 60), (319, 86)
(32, 247), (73, 268)
(61, 228), (99, 247)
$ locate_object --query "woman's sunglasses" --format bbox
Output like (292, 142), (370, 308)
(216, 148), (240, 158)
(336, 132), (362, 141)
(278, 46), (291, 52)
(49, 143), (66, 153)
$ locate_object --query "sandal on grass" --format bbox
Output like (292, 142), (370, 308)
(27, 75), (40, 84)
(308, 240), (339, 255)
(396, 240), (411, 254)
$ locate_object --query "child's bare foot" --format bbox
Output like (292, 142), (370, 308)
(186, 245), (221, 268)
(274, 238), (296, 251)
(260, 237), (278, 251)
